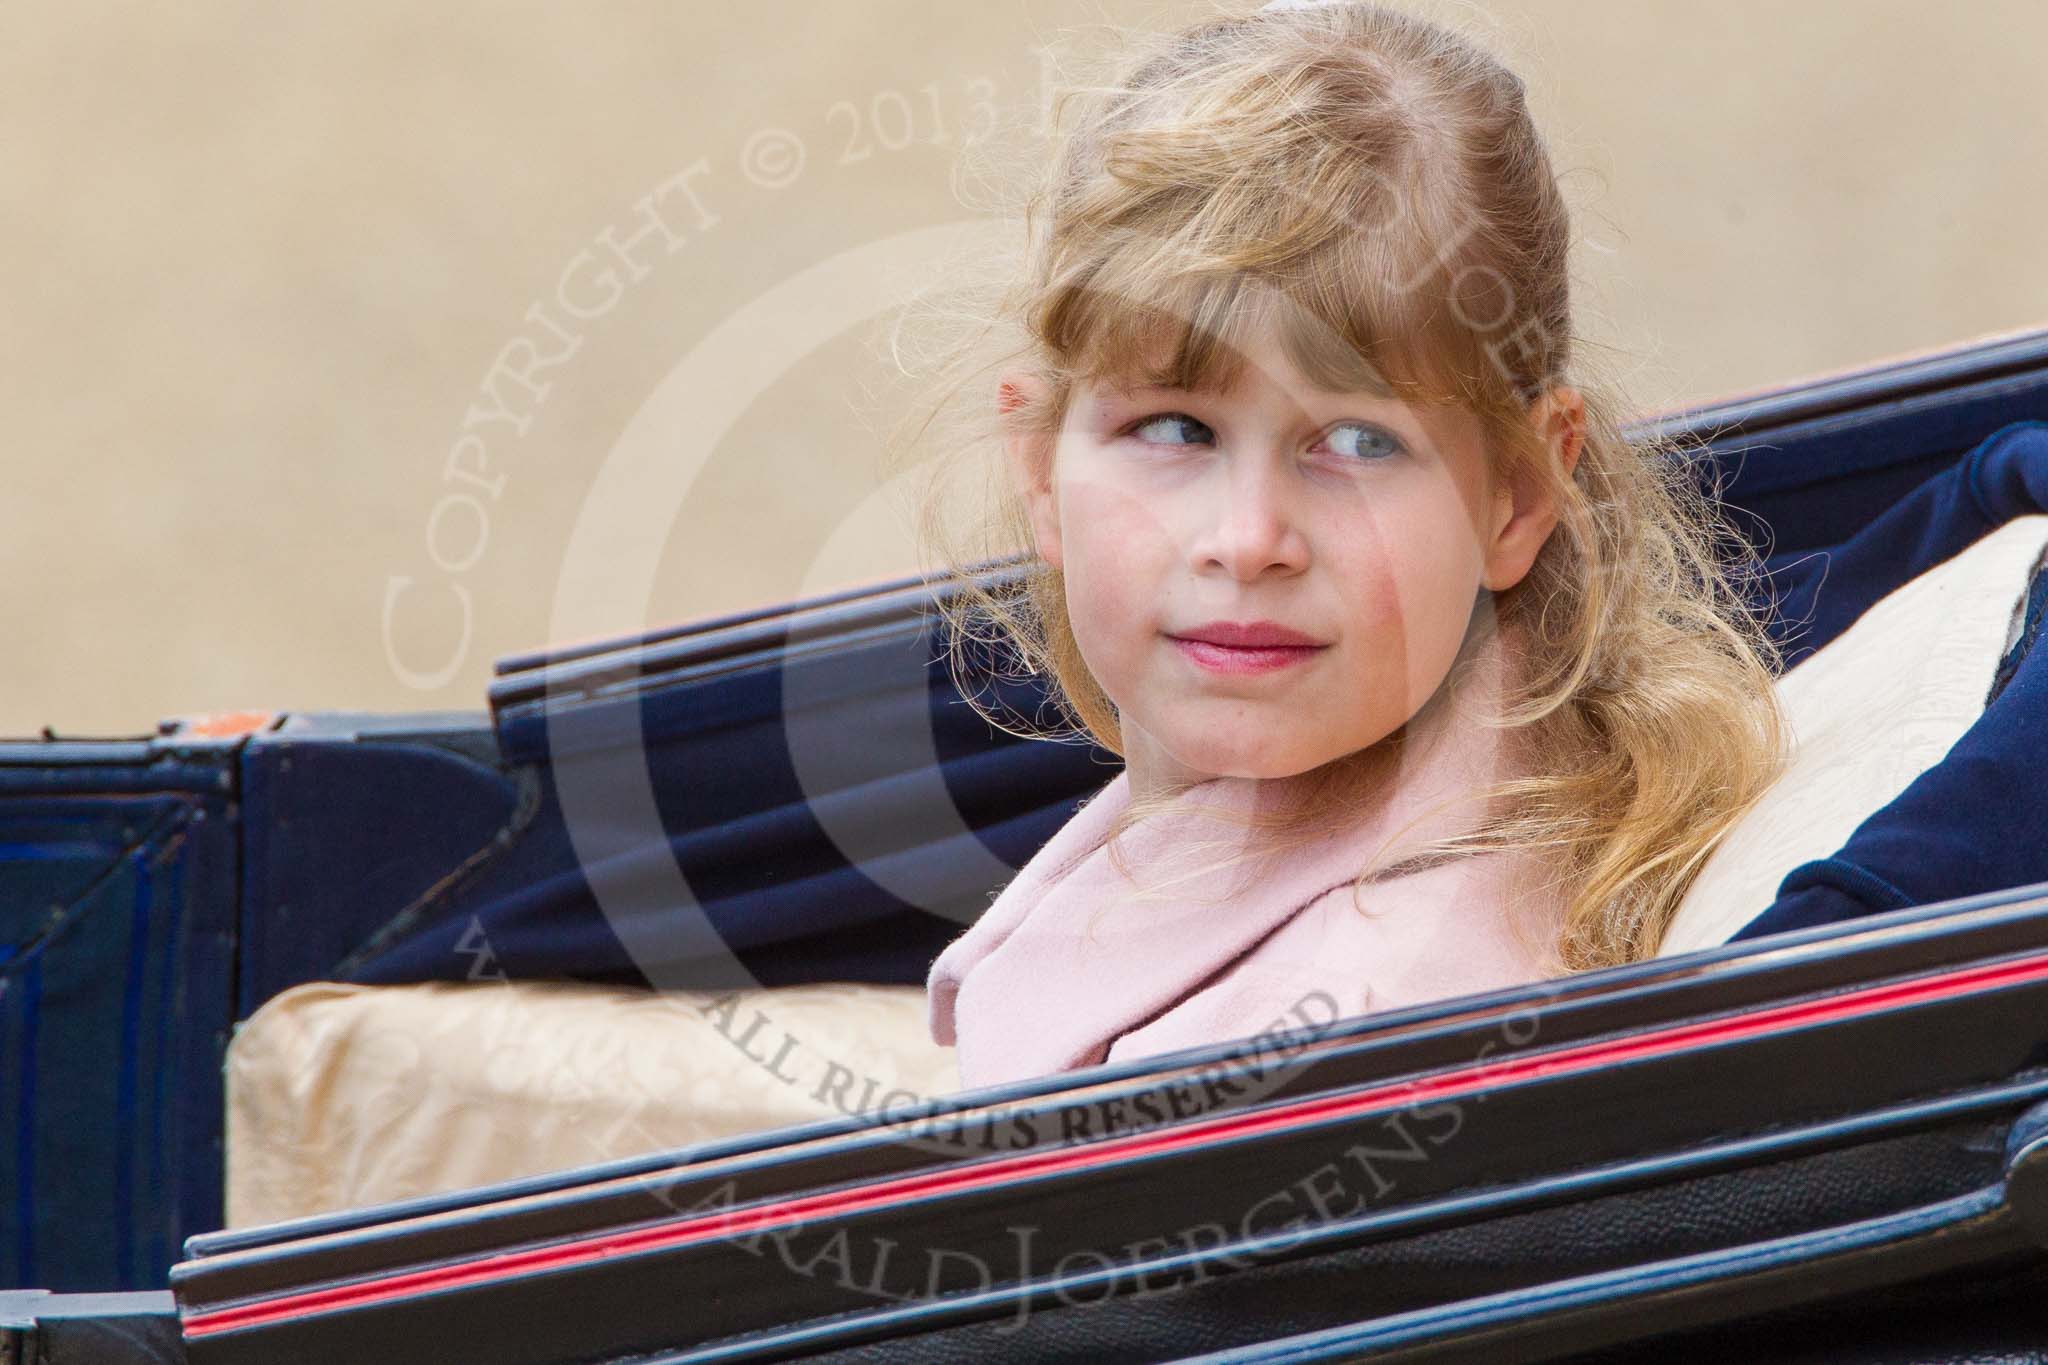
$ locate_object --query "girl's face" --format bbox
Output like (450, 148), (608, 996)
(1004, 338), (1577, 802)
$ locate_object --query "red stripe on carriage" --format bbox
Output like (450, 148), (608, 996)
(181, 948), (2048, 1339)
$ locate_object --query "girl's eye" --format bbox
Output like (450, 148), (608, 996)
(1127, 412), (1213, 447)
(1322, 421), (1403, 462)
(1122, 412), (1403, 463)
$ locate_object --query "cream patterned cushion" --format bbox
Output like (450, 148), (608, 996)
(1658, 514), (2048, 957)
(226, 977), (958, 1227)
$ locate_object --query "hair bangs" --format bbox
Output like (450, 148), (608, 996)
(1043, 238), (1485, 418)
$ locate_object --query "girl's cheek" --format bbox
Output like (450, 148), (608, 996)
(1336, 515), (1473, 706)
(1061, 467), (1174, 583)
(1330, 507), (1403, 625)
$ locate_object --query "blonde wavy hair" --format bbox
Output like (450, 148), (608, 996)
(878, 1), (1790, 972)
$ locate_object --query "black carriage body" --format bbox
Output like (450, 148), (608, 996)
(168, 881), (2048, 1363)
(1, 328), (2047, 1361)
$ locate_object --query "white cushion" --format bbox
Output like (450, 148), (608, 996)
(1658, 514), (2048, 957)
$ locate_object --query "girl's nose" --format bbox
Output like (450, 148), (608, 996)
(1191, 452), (1310, 581)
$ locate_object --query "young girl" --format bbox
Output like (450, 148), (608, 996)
(891, 0), (1789, 1091)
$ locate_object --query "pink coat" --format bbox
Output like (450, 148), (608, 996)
(925, 624), (1568, 1091)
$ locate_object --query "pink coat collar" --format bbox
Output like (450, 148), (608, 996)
(926, 622), (1560, 1088)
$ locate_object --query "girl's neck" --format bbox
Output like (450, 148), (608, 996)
(1118, 724), (1216, 806)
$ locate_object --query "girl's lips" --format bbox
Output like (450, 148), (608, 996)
(1169, 636), (1327, 676)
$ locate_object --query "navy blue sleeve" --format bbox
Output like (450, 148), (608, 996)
(1756, 420), (2048, 669)
(1728, 422), (2048, 943)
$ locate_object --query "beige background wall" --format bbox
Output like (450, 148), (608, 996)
(6, 1), (2045, 736)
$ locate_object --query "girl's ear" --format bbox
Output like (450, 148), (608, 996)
(999, 373), (1063, 570)
(1481, 384), (1586, 593)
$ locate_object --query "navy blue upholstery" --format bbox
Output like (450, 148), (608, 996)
(0, 747), (237, 1293)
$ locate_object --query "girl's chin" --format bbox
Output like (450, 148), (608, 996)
(1123, 705), (1375, 784)
(1152, 739), (1327, 784)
